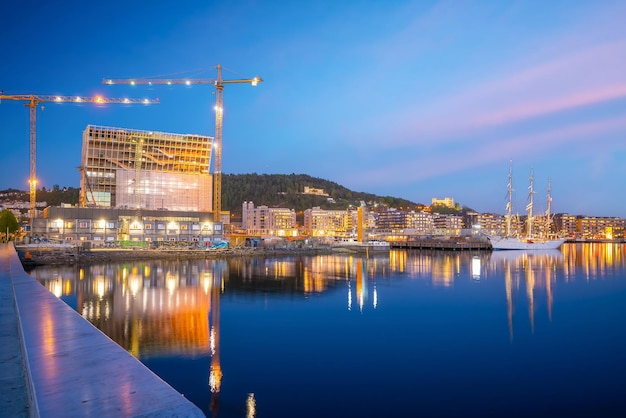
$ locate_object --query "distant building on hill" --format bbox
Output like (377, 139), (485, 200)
(303, 186), (329, 197)
(431, 197), (456, 209)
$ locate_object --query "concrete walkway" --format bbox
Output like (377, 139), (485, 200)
(0, 243), (205, 417)
(0, 243), (31, 417)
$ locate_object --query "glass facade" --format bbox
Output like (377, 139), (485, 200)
(80, 125), (213, 211)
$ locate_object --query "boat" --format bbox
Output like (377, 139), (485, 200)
(488, 163), (565, 251)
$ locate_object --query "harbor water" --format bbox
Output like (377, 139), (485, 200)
(29, 243), (626, 417)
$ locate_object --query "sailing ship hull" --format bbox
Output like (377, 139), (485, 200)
(488, 236), (565, 251)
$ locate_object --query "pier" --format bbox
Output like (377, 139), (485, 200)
(0, 243), (205, 418)
(389, 238), (491, 251)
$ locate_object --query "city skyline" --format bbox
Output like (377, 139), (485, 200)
(1, 0), (625, 217)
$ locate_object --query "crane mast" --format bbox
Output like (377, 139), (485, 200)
(103, 64), (262, 220)
(213, 66), (225, 222)
(0, 94), (159, 221)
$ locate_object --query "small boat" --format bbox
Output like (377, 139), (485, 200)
(489, 163), (565, 251)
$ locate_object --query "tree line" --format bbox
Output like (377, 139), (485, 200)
(2, 174), (421, 218)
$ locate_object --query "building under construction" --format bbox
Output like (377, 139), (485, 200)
(80, 125), (213, 212)
(30, 125), (224, 244)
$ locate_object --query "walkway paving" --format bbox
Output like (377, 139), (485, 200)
(0, 243), (205, 417)
(0, 243), (31, 417)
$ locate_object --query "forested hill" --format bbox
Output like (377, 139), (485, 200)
(222, 173), (418, 215)
(1, 174), (420, 217)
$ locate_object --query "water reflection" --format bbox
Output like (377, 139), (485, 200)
(28, 243), (626, 417)
(30, 245), (626, 351)
(208, 261), (223, 415)
(489, 250), (563, 340)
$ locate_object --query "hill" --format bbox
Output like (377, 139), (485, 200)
(1, 174), (421, 218)
(223, 173), (419, 218)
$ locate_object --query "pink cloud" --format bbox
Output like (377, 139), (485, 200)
(346, 114), (626, 188)
(383, 38), (626, 146)
(471, 83), (626, 128)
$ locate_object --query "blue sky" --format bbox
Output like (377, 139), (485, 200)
(1, 0), (625, 217)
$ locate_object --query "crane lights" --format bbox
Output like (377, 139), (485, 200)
(102, 65), (262, 219)
(0, 92), (159, 221)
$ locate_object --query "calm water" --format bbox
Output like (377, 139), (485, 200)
(31, 243), (626, 417)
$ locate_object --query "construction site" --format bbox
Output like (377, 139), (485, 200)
(2, 65), (262, 245)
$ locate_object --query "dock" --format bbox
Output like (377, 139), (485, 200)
(0, 243), (205, 418)
(389, 238), (491, 251)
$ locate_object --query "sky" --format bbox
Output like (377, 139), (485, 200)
(1, 0), (625, 217)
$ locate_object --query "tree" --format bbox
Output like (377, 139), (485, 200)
(0, 209), (20, 241)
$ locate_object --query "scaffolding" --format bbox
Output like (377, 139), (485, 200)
(80, 125), (213, 212)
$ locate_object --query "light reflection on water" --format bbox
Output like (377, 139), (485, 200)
(30, 243), (626, 417)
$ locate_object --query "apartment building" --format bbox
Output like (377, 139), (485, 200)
(242, 201), (297, 236)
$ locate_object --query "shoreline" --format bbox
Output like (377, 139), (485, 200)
(15, 245), (356, 267)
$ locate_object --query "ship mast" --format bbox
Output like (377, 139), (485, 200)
(506, 161), (513, 237)
(526, 168), (535, 239)
(545, 179), (552, 238)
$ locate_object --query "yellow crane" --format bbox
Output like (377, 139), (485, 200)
(0, 93), (159, 220)
(103, 64), (262, 220)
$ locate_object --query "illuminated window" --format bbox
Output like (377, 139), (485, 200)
(181, 224), (188, 230)
(145, 223), (152, 230)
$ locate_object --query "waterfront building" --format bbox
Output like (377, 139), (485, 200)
(432, 213), (464, 236)
(241, 201), (297, 236)
(376, 209), (434, 235)
(303, 207), (354, 238)
(80, 125), (213, 213)
(25, 124), (225, 245)
(577, 215), (625, 239)
(553, 213), (578, 237)
(472, 212), (504, 235)
(31, 206), (223, 244)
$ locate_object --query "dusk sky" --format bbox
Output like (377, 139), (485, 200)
(1, 0), (625, 217)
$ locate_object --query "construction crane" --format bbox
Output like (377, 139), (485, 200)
(103, 64), (262, 221)
(0, 93), (159, 221)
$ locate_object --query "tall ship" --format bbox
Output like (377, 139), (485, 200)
(488, 163), (565, 251)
